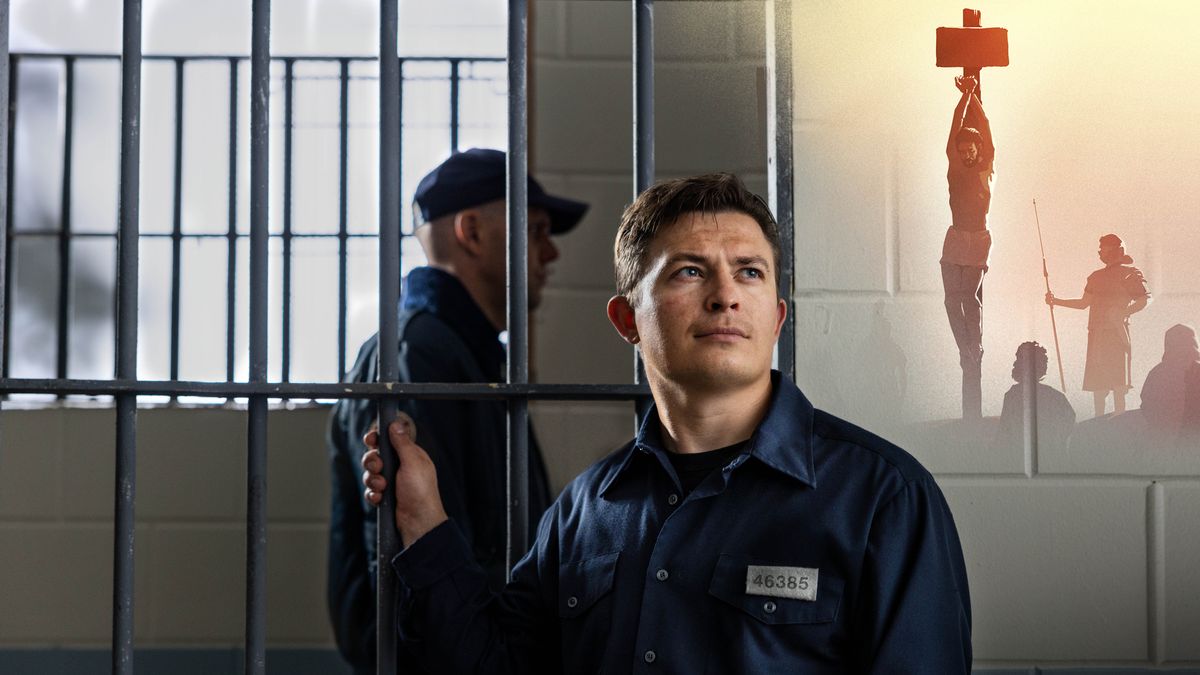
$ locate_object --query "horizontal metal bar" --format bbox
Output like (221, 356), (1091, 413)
(0, 379), (651, 400)
(11, 52), (503, 63)
(8, 230), (398, 239)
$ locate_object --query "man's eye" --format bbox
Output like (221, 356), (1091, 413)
(676, 267), (701, 278)
(742, 268), (764, 279)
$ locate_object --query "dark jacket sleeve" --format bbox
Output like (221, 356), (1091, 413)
(392, 509), (561, 675)
(326, 398), (378, 674)
(853, 478), (972, 673)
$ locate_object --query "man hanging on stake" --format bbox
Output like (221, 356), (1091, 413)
(936, 8), (1008, 420)
(942, 73), (994, 419)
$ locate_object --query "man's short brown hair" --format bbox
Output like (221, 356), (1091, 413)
(614, 173), (781, 300)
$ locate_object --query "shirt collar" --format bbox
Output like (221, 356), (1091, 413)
(599, 371), (817, 496)
(401, 266), (505, 376)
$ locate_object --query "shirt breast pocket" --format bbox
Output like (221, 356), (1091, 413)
(705, 553), (844, 671)
(558, 551), (620, 673)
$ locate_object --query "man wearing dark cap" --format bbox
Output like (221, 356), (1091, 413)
(326, 148), (588, 674)
(1046, 233), (1152, 417)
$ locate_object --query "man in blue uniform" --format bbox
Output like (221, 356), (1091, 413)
(362, 173), (972, 672)
(327, 148), (588, 674)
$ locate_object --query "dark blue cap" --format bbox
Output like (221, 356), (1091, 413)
(413, 148), (589, 234)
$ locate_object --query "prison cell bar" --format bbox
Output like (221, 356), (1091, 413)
(768, 0), (796, 381)
(506, 0), (532, 575)
(246, 0), (270, 672)
(632, 0), (653, 417)
(56, 56), (75, 386)
(450, 58), (461, 153)
(113, 0), (141, 672)
(376, 0), (403, 670)
(169, 58), (185, 388)
(226, 57), (239, 384)
(0, 2), (9, 382)
(1, 50), (12, 381)
(337, 58), (350, 381)
(282, 58), (295, 386)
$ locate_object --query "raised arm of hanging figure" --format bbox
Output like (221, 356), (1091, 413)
(947, 75), (993, 163)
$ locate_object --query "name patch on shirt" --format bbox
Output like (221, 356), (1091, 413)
(745, 565), (818, 601)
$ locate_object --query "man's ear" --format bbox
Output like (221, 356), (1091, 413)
(452, 209), (485, 258)
(606, 295), (639, 345)
(773, 297), (787, 339)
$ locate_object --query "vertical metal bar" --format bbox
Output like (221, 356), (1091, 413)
(56, 57), (76, 383)
(281, 58), (294, 385)
(449, 59), (460, 153)
(376, 0), (402, 672)
(506, 0), (531, 573)
(0, 6), (9, 383)
(169, 58), (184, 385)
(246, 1), (270, 673)
(113, 1), (142, 673)
(767, 0), (796, 380)
(337, 59), (349, 379)
(633, 0), (653, 195)
(632, 0), (653, 417)
(226, 57), (239, 383)
(2, 53), (14, 380)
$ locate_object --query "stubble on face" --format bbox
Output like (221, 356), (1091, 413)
(632, 211), (784, 395)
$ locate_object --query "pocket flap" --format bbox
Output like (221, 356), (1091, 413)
(559, 551), (620, 618)
(708, 553), (842, 625)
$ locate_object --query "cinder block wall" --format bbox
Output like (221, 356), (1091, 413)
(3, 2), (1199, 672)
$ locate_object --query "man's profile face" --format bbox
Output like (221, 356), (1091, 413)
(478, 204), (560, 309)
(630, 211), (785, 391)
(956, 141), (979, 167)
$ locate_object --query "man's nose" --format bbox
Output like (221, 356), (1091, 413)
(538, 235), (560, 264)
(706, 274), (739, 311)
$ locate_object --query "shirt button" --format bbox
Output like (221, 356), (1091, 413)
(643, 650), (656, 663)
(655, 569), (669, 582)
(667, 493), (679, 506)
(763, 601), (777, 614)
(566, 596), (578, 609)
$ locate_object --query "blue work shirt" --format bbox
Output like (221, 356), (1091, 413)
(393, 372), (972, 673)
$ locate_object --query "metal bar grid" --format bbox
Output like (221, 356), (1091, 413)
(4, 52), (501, 390)
(0, 3), (797, 675)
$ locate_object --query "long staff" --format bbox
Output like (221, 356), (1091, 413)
(1033, 199), (1067, 392)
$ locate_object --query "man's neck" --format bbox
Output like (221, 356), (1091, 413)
(427, 262), (506, 331)
(649, 373), (774, 455)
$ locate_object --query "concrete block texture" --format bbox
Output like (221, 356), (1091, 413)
(531, 401), (634, 493)
(0, 523), (151, 643)
(0, 408), (63, 519)
(534, 287), (633, 385)
(564, 1), (740, 62)
(534, 62), (764, 177)
(941, 480), (1148, 661)
(1164, 484), (1200, 660)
